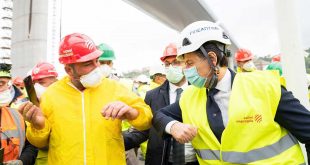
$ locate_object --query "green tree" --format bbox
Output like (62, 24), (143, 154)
(257, 54), (272, 62)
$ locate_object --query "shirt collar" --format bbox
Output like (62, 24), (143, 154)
(169, 81), (189, 92)
(215, 68), (231, 92)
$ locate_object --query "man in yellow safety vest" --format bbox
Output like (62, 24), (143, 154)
(152, 21), (310, 164)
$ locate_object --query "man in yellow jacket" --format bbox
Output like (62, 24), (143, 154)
(18, 33), (152, 165)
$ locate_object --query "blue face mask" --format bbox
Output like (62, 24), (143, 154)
(184, 66), (209, 88)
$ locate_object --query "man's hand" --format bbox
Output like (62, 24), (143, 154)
(171, 122), (198, 144)
(101, 101), (139, 120)
(18, 102), (45, 130)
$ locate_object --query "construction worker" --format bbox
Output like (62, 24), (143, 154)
(12, 76), (25, 91)
(152, 21), (310, 164)
(12, 76), (28, 97)
(18, 33), (152, 165)
(30, 62), (58, 165)
(32, 62), (58, 99)
(0, 66), (27, 109)
(133, 74), (150, 99)
(0, 63), (37, 165)
(149, 65), (166, 89)
(235, 48), (256, 72)
(272, 54), (281, 62)
(97, 43), (120, 80)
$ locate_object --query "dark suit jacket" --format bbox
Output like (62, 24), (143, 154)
(145, 80), (172, 165)
(123, 80), (173, 165)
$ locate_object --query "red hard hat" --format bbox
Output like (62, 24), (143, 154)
(272, 54), (281, 62)
(235, 49), (254, 62)
(59, 33), (102, 64)
(160, 43), (177, 62)
(12, 77), (24, 87)
(32, 62), (58, 81)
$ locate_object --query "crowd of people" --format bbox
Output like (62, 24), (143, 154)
(0, 20), (309, 165)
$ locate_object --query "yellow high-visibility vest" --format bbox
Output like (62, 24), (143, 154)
(180, 70), (305, 165)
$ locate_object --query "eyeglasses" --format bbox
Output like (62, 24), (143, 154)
(163, 60), (182, 67)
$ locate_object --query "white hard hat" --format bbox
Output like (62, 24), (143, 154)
(136, 74), (149, 83)
(149, 65), (165, 77)
(177, 21), (231, 60)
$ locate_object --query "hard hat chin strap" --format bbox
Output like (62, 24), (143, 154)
(199, 46), (219, 89)
(206, 70), (218, 89)
(223, 45), (231, 57)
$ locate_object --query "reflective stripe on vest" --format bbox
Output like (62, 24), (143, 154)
(195, 133), (299, 163)
(1, 130), (20, 139)
(222, 133), (298, 163)
(8, 108), (25, 156)
(195, 149), (220, 160)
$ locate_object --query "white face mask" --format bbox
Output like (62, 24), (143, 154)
(165, 66), (184, 83)
(100, 64), (112, 78)
(0, 86), (14, 106)
(34, 83), (47, 99)
(80, 67), (103, 88)
(242, 61), (256, 72)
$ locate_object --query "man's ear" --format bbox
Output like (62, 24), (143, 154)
(207, 51), (218, 66)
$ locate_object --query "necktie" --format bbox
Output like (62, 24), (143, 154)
(175, 88), (183, 101)
(207, 88), (225, 142)
(172, 88), (185, 165)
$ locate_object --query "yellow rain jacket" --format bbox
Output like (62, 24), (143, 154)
(26, 76), (152, 165)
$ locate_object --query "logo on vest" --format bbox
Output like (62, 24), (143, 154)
(254, 114), (262, 123)
(236, 114), (262, 123)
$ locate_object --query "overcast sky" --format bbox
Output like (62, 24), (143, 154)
(61, 0), (310, 72)
(61, 0), (178, 72)
(207, 0), (310, 55)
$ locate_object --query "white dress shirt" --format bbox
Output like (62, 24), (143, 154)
(168, 81), (188, 104)
(213, 68), (232, 126)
